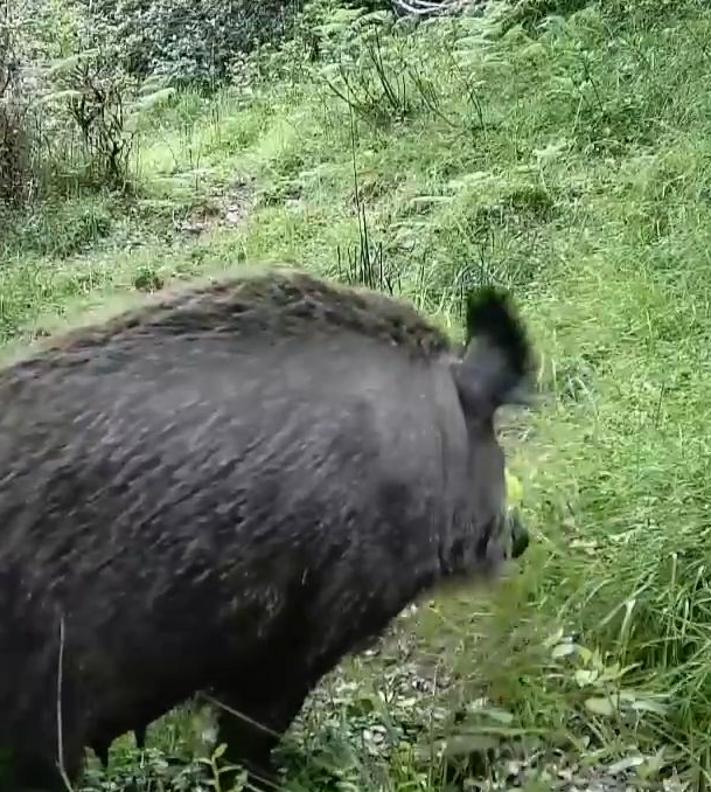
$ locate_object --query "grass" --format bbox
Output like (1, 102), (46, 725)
(4, 0), (711, 787)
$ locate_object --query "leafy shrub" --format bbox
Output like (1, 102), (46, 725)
(339, 0), (392, 9)
(77, 0), (304, 89)
(43, 50), (138, 189)
(0, 0), (40, 205)
(0, 66), (33, 206)
(500, 0), (706, 33)
(0, 0), (152, 206)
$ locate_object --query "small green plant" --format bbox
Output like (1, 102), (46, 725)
(545, 629), (668, 722)
(334, 108), (403, 294)
(198, 743), (248, 792)
(323, 28), (412, 126)
(133, 265), (164, 292)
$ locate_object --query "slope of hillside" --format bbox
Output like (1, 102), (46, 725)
(3, 1), (711, 788)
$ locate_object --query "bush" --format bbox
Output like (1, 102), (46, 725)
(0, 1), (39, 205)
(45, 48), (142, 190)
(77, 0), (304, 89)
(0, 63), (32, 206)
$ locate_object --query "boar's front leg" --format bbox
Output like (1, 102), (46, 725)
(210, 679), (312, 789)
(7, 748), (81, 792)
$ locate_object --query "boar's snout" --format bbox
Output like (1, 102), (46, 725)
(508, 507), (529, 559)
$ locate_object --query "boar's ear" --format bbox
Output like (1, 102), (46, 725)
(451, 286), (535, 415)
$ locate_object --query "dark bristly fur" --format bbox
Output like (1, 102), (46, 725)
(0, 267), (535, 791)
(454, 286), (536, 411)
(464, 286), (534, 384)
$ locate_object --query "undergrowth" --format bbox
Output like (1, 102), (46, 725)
(3, 0), (711, 788)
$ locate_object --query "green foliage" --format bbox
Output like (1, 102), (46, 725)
(0, 0), (38, 205)
(43, 49), (140, 189)
(0, 198), (113, 259)
(22, 0), (83, 59)
(502, 0), (707, 32)
(501, 0), (597, 30)
(77, 0), (304, 89)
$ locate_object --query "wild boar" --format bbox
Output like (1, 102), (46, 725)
(0, 267), (534, 790)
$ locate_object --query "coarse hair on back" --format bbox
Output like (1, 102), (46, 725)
(15, 268), (455, 370)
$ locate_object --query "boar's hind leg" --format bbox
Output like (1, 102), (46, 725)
(90, 738), (110, 768)
(210, 680), (311, 789)
(134, 724), (147, 751)
(7, 752), (78, 792)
